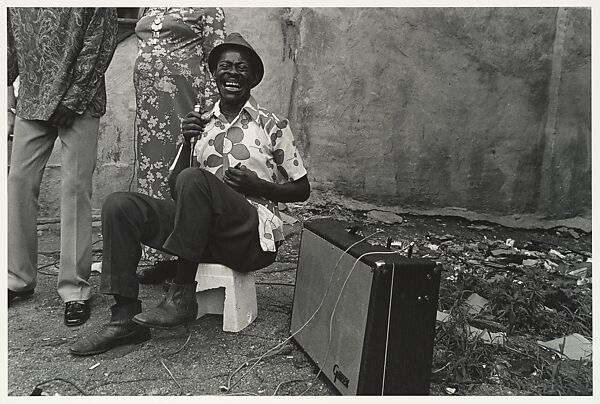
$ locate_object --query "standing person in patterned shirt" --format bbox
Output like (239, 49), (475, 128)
(7, 8), (118, 327)
(133, 8), (226, 285)
(70, 33), (310, 356)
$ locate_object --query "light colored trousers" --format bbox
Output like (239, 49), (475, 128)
(8, 112), (99, 302)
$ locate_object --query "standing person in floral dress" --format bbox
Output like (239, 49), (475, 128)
(133, 7), (226, 284)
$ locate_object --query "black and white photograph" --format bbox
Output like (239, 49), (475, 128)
(2, 1), (595, 398)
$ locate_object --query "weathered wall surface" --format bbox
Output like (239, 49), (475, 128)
(30, 7), (591, 227)
(284, 7), (590, 220)
(93, 34), (138, 210)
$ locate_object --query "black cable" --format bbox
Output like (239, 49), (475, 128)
(31, 377), (88, 396)
(37, 261), (59, 276)
(158, 325), (194, 395)
(223, 231), (385, 394)
(36, 238), (104, 276)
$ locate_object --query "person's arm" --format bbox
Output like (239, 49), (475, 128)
(224, 168), (310, 202)
(7, 85), (17, 139)
(168, 110), (211, 199)
(59, 8), (119, 117)
(7, 12), (18, 87)
(7, 13), (18, 138)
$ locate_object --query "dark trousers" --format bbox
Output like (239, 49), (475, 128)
(100, 168), (276, 299)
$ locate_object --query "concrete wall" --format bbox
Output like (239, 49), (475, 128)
(284, 7), (590, 220)
(30, 7), (591, 226)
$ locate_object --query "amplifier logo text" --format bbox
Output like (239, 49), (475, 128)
(332, 364), (350, 388)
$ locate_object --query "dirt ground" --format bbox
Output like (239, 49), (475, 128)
(6, 197), (593, 397)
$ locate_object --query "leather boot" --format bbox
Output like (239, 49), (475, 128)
(132, 282), (198, 329)
(69, 300), (151, 356)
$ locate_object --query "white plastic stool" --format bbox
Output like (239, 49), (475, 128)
(194, 263), (258, 332)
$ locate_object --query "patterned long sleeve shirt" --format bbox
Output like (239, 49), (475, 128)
(7, 8), (118, 120)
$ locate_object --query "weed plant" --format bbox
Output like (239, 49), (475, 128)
(433, 264), (592, 395)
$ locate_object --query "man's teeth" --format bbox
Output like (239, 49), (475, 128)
(225, 82), (240, 87)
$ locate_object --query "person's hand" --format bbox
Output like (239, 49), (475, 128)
(49, 104), (78, 128)
(7, 86), (16, 139)
(7, 109), (15, 139)
(223, 164), (264, 196)
(181, 110), (211, 144)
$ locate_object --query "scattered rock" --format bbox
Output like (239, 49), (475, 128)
(469, 325), (506, 345)
(549, 249), (566, 260)
(490, 248), (519, 257)
(567, 267), (588, 279)
(483, 261), (506, 270)
(366, 210), (403, 224)
(436, 311), (451, 323)
(464, 293), (489, 316)
(468, 224), (494, 231)
(573, 262), (592, 277)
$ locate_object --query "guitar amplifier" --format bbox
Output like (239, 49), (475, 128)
(290, 219), (440, 395)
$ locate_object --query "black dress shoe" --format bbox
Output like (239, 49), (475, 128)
(65, 300), (91, 326)
(136, 260), (177, 284)
(69, 301), (151, 356)
(8, 288), (34, 306)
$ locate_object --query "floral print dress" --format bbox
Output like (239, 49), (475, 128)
(134, 7), (225, 263)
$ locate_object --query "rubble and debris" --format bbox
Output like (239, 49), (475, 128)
(445, 387), (457, 395)
(557, 227), (581, 239)
(490, 248), (519, 257)
(468, 326), (506, 345)
(572, 261), (592, 276)
(549, 249), (566, 260)
(366, 210), (403, 224)
(436, 311), (451, 323)
(11, 196), (591, 396)
(280, 212), (298, 225)
(463, 293), (489, 316)
(537, 334), (592, 360)
(467, 224), (494, 231)
(568, 267), (588, 279)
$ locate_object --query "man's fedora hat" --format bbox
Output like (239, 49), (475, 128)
(208, 32), (264, 87)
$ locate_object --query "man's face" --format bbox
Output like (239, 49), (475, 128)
(214, 49), (256, 107)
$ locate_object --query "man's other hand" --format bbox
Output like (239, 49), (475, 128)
(223, 165), (264, 196)
(50, 104), (78, 128)
(8, 109), (15, 139)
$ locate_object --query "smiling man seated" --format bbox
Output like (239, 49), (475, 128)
(70, 33), (310, 356)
